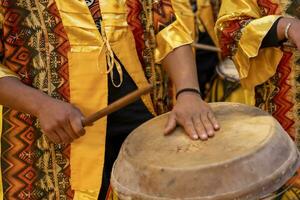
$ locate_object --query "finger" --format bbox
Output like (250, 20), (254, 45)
(70, 115), (85, 137)
(62, 121), (80, 140)
(200, 113), (215, 138)
(183, 120), (199, 140)
(208, 111), (220, 130)
(56, 128), (73, 144)
(46, 131), (62, 144)
(192, 117), (209, 140)
(164, 113), (177, 135)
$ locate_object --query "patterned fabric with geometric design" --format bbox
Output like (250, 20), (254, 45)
(0, 0), (73, 199)
(127, 0), (176, 114)
(0, 0), (178, 199)
(254, 0), (296, 139)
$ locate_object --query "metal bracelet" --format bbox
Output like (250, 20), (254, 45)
(285, 22), (292, 40)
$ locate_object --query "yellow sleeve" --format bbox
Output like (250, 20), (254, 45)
(154, 0), (194, 63)
(196, 0), (218, 46)
(171, 0), (195, 38)
(0, 7), (18, 79)
(215, 0), (283, 89)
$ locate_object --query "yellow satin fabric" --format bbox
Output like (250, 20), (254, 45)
(54, 0), (192, 198)
(156, 1), (194, 63)
(209, 77), (255, 105)
(0, 9), (7, 200)
(0, 0), (193, 198)
(196, 0), (218, 46)
(171, 0), (195, 39)
(215, 0), (284, 103)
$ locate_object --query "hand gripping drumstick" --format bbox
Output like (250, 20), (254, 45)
(81, 85), (153, 126)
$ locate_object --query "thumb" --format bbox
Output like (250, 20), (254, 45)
(164, 113), (177, 135)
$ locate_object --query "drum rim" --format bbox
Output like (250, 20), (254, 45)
(111, 146), (300, 200)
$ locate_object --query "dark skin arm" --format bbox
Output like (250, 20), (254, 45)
(277, 17), (300, 50)
(162, 45), (220, 140)
(0, 77), (85, 144)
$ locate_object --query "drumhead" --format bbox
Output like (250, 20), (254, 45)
(111, 102), (300, 200)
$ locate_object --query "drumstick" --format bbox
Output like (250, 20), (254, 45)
(192, 43), (221, 52)
(82, 85), (153, 126)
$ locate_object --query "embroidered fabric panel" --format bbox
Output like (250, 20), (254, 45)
(255, 50), (295, 137)
(218, 18), (253, 58)
(0, 0), (73, 199)
(254, 0), (295, 138)
(218, 0), (279, 58)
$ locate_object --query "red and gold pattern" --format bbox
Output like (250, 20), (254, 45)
(1, 0), (73, 199)
(127, 0), (145, 64)
(0, 0), (178, 199)
(258, 0), (279, 15)
(218, 18), (253, 58)
(127, 0), (175, 114)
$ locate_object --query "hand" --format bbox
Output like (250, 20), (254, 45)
(288, 19), (300, 50)
(278, 18), (300, 50)
(164, 93), (220, 140)
(37, 98), (86, 144)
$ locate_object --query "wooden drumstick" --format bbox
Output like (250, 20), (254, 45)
(192, 43), (221, 52)
(82, 85), (153, 126)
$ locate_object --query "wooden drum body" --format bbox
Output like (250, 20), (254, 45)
(111, 103), (300, 200)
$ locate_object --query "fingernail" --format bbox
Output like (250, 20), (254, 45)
(201, 134), (208, 140)
(193, 134), (199, 140)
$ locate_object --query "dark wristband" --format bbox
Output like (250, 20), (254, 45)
(176, 88), (202, 99)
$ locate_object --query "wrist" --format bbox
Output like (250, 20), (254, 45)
(32, 93), (55, 117)
(277, 17), (296, 41)
(176, 88), (202, 100)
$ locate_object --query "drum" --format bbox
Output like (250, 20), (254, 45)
(216, 58), (240, 82)
(111, 102), (300, 200)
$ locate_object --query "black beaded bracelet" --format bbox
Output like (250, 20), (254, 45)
(176, 88), (202, 99)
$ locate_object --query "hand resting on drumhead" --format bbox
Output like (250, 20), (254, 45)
(165, 93), (219, 140)
(162, 45), (220, 140)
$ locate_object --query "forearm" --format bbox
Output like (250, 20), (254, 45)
(162, 45), (219, 139)
(162, 45), (200, 92)
(0, 77), (51, 116)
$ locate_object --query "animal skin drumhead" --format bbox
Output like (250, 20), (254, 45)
(111, 102), (300, 200)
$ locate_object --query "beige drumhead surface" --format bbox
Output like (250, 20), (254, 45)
(111, 103), (300, 200)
